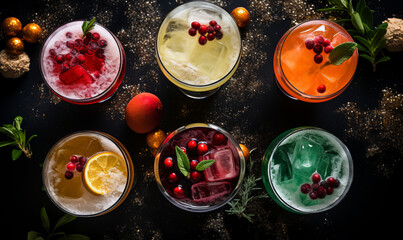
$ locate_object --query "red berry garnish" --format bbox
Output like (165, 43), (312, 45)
(209, 20), (217, 26)
(317, 186), (327, 199)
(199, 35), (207, 45)
(66, 162), (75, 171)
(305, 38), (315, 49)
(74, 39), (83, 47)
(191, 21), (201, 29)
(311, 173), (321, 183)
(207, 33), (215, 41)
(164, 157), (174, 168)
(180, 147), (187, 154)
(190, 160), (198, 170)
(61, 63), (70, 72)
(49, 49), (56, 56)
(89, 41), (99, 50)
(324, 45), (333, 53)
(92, 32), (100, 41)
(187, 140), (197, 151)
(79, 46), (87, 54)
(322, 38), (330, 47)
(65, 53), (72, 61)
(197, 142), (208, 155)
(313, 45), (323, 54)
(86, 49), (94, 55)
(314, 35), (324, 45)
(317, 84), (326, 93)
(70, 155), (78, 163)
(319, 180), (327, 188)
(55, 55), (65, 64)
(79, 156), (87, 165)
(76, 163), (84, 172)
(66, 40), (75, 49)
(309, 191), (318, 200)
(83, 37), (91, 45)
(188, 28), (197, 36)
(173, 185), (185, 198)
(311, 183), (319, 191)
(77, 54), (86, 64)
(207, 26), (214, 33)
(214, 24), (221, 32)
(314, 54), (323, 64)
(85, 32), (92, 39)
(93, 71), (100, 78)
(326, 177), (336, 187)
(191, 171), (201, 182)
(168, 172), (178, 183)
(300, 183), (311, 194)
(65, 32), (72, 38)
(198, 25), (207, 35)
(99, 40), (107, 48)
(215, 31), (223, 40)
(333, 179), (340, 188)
(214, 133), (225, 145)
(326, 187), (334, 195)
(65, 171), (74, 179)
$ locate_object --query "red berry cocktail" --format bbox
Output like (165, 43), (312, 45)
(40, 20), (126, 104)
(154, 123), (245, 212)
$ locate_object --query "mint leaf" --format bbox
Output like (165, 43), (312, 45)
(195, 159), (215, 171)
(81, 18), (96, 38)
(175, 146), (190, 177)
(12, 149), (22, 160)
(328, 42), (358, 65)
(54, 214), (76, 230)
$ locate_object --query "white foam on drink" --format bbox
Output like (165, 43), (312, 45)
(41, 21), (121, 100)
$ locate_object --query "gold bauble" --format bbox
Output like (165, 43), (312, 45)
(146, 129), (166, 149)
(239, 144), (250, 161)
(1, 17), (22, 37)
(6, 37), (24, 55)
(22, 23), (42, 43)
(231, 7), (251, 28)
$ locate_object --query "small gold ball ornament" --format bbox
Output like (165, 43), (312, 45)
(239, 144), (250, 161)
(6, 37), (24, 55)
(22, 23), (42, 43)
(231, 7), (251, 28)
(1, 17), (22, 37)
(146, 129), (167, 149)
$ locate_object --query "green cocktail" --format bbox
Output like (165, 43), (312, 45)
(262, 127), (353, 214)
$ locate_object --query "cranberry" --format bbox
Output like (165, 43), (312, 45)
(70, 155), (78, 163)
(66, 40), (75, 49)
(79, 46), (87, 54)
(311, 173), (321, 183)
(326, 187), (334, 195)
(213, 24), (221, 32)
(92, 32), (100, 41)
(86, 49), (94, 55)
(300, 183), (311, 194)
(207, 26), (214, 33)
(198, 25), (207, 35)
(191, 21), (201, 29)
(214, 133), (225, 145)
(326, 177), (337, 187)
(164, 157), (174, 168)
(168, 172), (178, 183)
(314, 35), (324, 45)
(65, 32), (73, 38)
(49, 49), (56, 56)
(314, 54), (323, 64)
(55, 55), (65, 64)
(65, 53), (73, 61)
(99, 40), (107, 48)
(191, 171), (201, 182)
(83, 37), (91, 45)
(76, 163), (84, 172)
(190, 160), (198, 170)
(197, 142), (208, 155)
(305, 38), (315, 49)
(74, 39), (83, 47)
(179, 147), (187, 154)
(322, 38), (330, 47)
(66, 162), (75, 171)
(77, 54), (86, 64)
(93, 71), (100, 78)
(207, 33), (215, 41)
(324, 45), (333, 53)
(317, 186), (327, 199)
(89, 41), (99, 50)
(215, 31), (223, 40)
(309, 191), (318, 200)
(209, 20), (217, 26)
(79, 156), (87, 165)
(65, 171), (74, 179)
(199, 35), (207, 45)
(311, 183), (319, 192)
(187, 140), (197, 152)
(188, 28), (197, 36)
(313, 45), (323, 54)
(95, 49), (105, 59)
(62, 63), (70, 72)
(333, 179), (340, 188)
(70, 48), (78, 55)
(319, 180), (327, 188)
(85, 32), (92, 39)
(173, 185), (185, 198)
(317, 84), (326, 93)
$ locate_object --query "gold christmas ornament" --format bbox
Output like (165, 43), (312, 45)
(22, 23), (42, 43)
(231, 7), (251, 28)
(1, 17), (22, 37)
(146, 129), (166, 149)
(6, 37), (24, 55)
(239, 144), (250, 161)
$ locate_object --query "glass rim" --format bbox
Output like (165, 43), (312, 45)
(42, 130), (133, 217)
(154, 123), (246, 212)
(277, 19), (359, 100)
(267, 126), (354, 214)
(39, 20), (125, 104)
(155, 1), (242, 89)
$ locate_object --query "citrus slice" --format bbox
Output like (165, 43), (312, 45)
(83, 152), (127, 195)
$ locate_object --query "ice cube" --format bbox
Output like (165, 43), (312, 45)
(187, 8), (222, 25)
(201, 149), (238, 182)
(191, 181), (231, 203)
(59, 65), (94, 85)
(165, 18), (188, 33)
(272, 144), (294, 182)
(291, 139), (324, 179)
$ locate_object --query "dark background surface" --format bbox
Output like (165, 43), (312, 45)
(2, 0), (402, 239)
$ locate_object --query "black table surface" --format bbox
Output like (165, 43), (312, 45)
(2, 0), (402, 239)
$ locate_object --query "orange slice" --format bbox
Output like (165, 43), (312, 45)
(83, 152), (127, 195)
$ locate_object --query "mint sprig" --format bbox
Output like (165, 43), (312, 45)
(317, 0), (390, 71)
(0, 116), (37, 160)
(81, 17), (96, 38)
(175, 146), (215, 178)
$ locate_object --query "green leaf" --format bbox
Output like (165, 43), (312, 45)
(54, 214), (76, 230)
(359, 53), (375, 62)
(355, 0), (367, 14)
(195, 159), (215, 171)
(12, 148), (22, 160)
(354, 35), (371, 50)
(350, 12), (365, 35)
(375, 56), (390, 65)
(0, 125), (17, 139)
(13, 116), (23, 130)
(373, 38), (387, 56)
(356, 43), (371, 54)
(0, 140), (16, 147)
(27, 231), (44, 240)
(316, 7), (344, 12)
(28, 134), (38, 143)
(332, 0), (349, 8)
(371, 26), (387, 48)
(81, 18), (96, 38)
(347, 29), (362, 37)
(40, 207), (50, 233)
(361, 6), (373, 29)
(363, 23), (375, 39)
(328, 42), (358, 65)
(175, 146), (190, 177)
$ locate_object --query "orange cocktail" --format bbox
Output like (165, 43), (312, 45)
(273, 20), (358, 103)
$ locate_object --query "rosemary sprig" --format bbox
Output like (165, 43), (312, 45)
(0, 116), (37, 160)
(81, 17), (96, 38)
(226, 148), (268, 223)
(317, 0), (390, 71)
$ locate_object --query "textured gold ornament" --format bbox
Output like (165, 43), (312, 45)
(146, 129), (166, 149)
(6, 37), (24, 55)
(22, 23), (42, 43)
(231, 7), (251, 28)
(1, 17), (22, 37)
